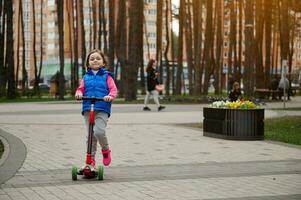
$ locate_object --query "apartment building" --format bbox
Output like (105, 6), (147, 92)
(13, 0), (161, 87)
(13, 0), (301, 87)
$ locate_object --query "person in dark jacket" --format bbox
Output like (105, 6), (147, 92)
(143, 59), (165, 111)
(228, 81), (242, 102)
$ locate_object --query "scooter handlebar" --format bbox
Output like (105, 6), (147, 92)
(79, 96), (104, 101)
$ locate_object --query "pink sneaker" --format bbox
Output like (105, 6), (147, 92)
(102, 149), (111, 166)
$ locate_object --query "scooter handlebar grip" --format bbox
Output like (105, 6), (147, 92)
(81, 96), (104, 101)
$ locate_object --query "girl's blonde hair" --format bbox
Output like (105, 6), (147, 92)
(232, 81), (240, 90)
(85, 49), (108, 68)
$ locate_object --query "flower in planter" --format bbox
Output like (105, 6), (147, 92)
(211, 100), (227, 108)
(211, 100), (257, 109)
(226, 100), (257, 109)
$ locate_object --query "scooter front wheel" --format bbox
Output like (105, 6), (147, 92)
(71, 165), (78, 181)
(97, 165), (104, 180)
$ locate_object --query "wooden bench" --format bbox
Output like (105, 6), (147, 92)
(254, 88), (280, 100)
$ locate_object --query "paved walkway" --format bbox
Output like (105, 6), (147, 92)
(0, 96), (301, 200)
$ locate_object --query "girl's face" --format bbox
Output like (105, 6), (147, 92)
(88, 52), (104, 70)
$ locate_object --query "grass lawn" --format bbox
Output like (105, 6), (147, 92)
(265, 116), (301, 146)
(179, 116), (301, 146)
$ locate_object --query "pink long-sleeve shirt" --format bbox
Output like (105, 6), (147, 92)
(75, 75), (117, 100)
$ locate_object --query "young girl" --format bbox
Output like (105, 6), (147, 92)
(143, 59), (165, 111)
(75, 49), (117, 167)
(228, 81), (242, 102)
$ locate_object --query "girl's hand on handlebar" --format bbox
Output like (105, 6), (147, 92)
(103, 95), (113, 102)
(75, 92), (83, 100)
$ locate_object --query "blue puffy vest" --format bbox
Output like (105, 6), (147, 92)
(82, 68), (114, 116)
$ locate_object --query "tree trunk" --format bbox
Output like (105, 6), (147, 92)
(202, 0), (214, 95)
(255, 0), (264, 89)
(38, 0), (44, 88)
(279, 0), (289, 73)
(20, 1), (27, 96)
(101, 0), (107, 53)
(6, 0), (15, 98)
(124, 0), (143, 101)
(141, 14), (149, 95)
(143, 15), (150, 60)
(264, 0), (272, 87)
(170, 16), (176, 95)
(92, 0), (97, 49)
(0, 0), (6, 97)
(156, 0), (163, 83)
(164, 0), (171, 95)
(214, 0), (223, 94)
(108, 0), (115, 71)
(228, 0), (238, 78)
(244, 0), (255, 96)
(175, 0), (184, 95)
(16, 1), (21, 90)
(69, 0), (77, 95)
(88, 0), (92, 51)
(32, 0), (39, 96)
(288, 12), (297, 79)
(184, 0), (194, 95)
(78, 0), (86, 76)
(116, 0), (127, 97)
(193, 0), (203, 95)
(98, 0), (103, 49)
(238, 0), (243, 82)
(57, 0), (65, 100)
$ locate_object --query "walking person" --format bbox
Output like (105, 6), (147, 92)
(75, 49), (117, 167)
(278, 76), (290, 100)
(143, 59), (165, 111)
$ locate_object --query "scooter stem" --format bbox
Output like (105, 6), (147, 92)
(89, 104), (95, 124)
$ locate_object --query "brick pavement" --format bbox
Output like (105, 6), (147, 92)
(0, 96), (301, 199)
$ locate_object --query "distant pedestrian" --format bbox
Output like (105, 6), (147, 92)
(229, 81), (242, 102)
(143, 59), (165, 111)
(278, 76), (290, 100)
(75, 49), (117, 167)
(268, 75), (279, 100)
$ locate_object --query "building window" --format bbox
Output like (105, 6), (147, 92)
(48, 21), (55, 28)
(147, 32), (156, 38)
(144, 10), (156, 16)
(144, 0), (156, 3)
(48, 0), (55, 6)
(47, 44), (55, 49)
(147, 21), (156, 26)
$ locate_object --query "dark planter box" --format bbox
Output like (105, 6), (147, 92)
(203, 107), (264, 140)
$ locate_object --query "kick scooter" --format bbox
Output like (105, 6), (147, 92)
(72, 96), (104, 180)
